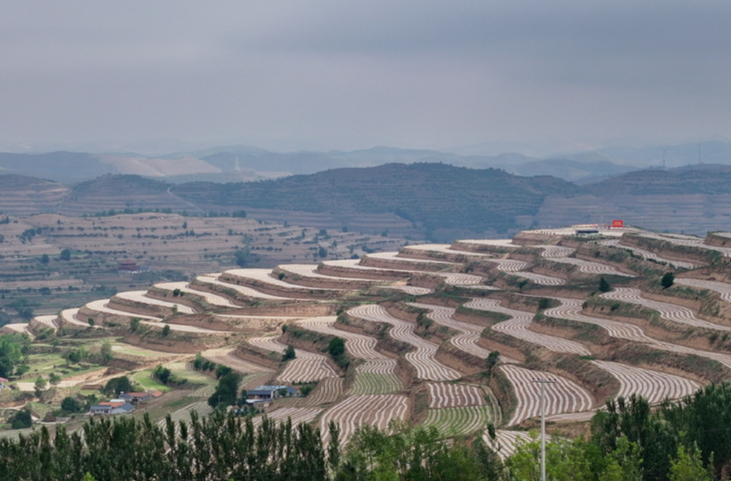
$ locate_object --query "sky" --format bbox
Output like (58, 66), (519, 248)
(1, 1), (731, 154)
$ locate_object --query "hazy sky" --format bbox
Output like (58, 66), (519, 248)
(2, 1), (730, 153)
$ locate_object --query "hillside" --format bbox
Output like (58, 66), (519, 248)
(172, 163), (582, 240)
(5, 224), (731, 475)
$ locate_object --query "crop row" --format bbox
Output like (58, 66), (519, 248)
(348, 304), (461, 381)
(423, 406), (491, 437)
(465, 299), (591, 355)
(500, 364), (593, 427)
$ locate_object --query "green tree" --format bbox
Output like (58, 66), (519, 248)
(599, 277), (611, 293)
(103, 376), (133, 397)
(208, 372), (241, 408)
(10, 409), (32, 429)
(162, 324), (171, 336)
(129, 318), (140, 331)
(485, 351), (500, 377)
(49, 372), (61, 387)
(215, 364), (232, 379)
(87, 317), (95, 327)
(60, 249), (71, 261)
(282, 345), (296, 361)
(60, 396), (82, 413)
(100, 342), (113, 364)
(668, 444), (712, 481)
(661, 272), (675, 289)
(34, 376), (47, 397)
(40, 254), (49, 265)
(153, 365), (171, 385)
(318, 246), (328, 258)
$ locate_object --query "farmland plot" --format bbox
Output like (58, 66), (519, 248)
(196, 274), (291, 300)
(591, 360), (700, 404)
(382, 285), (433, 295)
(598, 240), (697, 269)
(297, 316), (403, 393)
(601, 288), (731, 331)
(500, 364), (593, 426)
(156, 281), (242, 307)
(251, 407), (322, 428)
(403, 243), (494, 257)
(544, 298), (653, 342)
(157, 401), (213, 429)
(115, 290), (197, 314)
(279, 264), (373, 282)
(407, 303), (493, 359)
(319, 394), (409, 444)
(33, 315), (59, 330)
(465, 299), (591, 355)
(248, 335), (339, 383)
(638, 233), (731, 257)
(60, 308), (98, 328)
(348, 304), (461, 381)
(675, 278), (731, 302)
(423, 406), (491, 437)
(225, 268), (344, 291)
(300, 378), (344, 406)
(202, 347), (274, 374)
(487, 259), (565, 285)
(85, 299), (161, 321)
(545, 257), (634, 277)
(537, 245), (576, 258)
(427, 382), (485, 408)
(544, 297), (731, 368)
(366, 251), (459, 266)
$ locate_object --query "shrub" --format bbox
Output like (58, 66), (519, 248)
(599, 277), (611, 293)
(61, 396), (82, 413)
(661, 272), (675, 289)
(10, 410), (32, 429)
(282, 346), (296, 362)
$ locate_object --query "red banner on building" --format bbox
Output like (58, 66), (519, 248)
(611, 220), (624, 228)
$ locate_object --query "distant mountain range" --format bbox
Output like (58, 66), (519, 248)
(2, 140), (731, 185)
(4, 162), (731, 241)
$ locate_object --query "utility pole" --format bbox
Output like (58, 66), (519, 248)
(533, 378), (556, 481)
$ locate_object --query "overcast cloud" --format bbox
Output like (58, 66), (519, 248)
(1, 0), (730, 153)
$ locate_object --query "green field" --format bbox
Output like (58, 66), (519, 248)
(423, 406), (491, 437)
(349, 372), (402, 395)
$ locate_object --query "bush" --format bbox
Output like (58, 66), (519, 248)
(61, 397), (82, 413)
(103, 376), (133, 396)
(153, 365), (171, 385)
(10, 410), (32, 429)
(162, 324), (171, 336)
(215, 364), (232, 379)
(282, 346), (296, 362)
(661, 272), (675, 289)
(599, 277), (611, 293)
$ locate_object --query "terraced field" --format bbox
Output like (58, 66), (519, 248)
(251, 407), (322, 427)
(115, 291), (197, 314)
(544, 297), (731, 368)
(599, 239), (697, 269)
(202, 347), (274, 374)
(423, 406), (491, 437)
(348, 304), (461, 381)
(601, 288), (731, 331)
(156, 281), (243, 307)
(248, 336), (339, 383)
(675, 278), (731, 301)
(319, 394), (409, 443)
(196, 274), (290, 300)
(17, 224), (731, 457)
(466, 299), (591, 355)
(408, 303), (492, 359)
(500, 364), (593, 426)
(591, 360), (700, 404)
(427, 382), (485, 408)
(297, 316), (403, 394)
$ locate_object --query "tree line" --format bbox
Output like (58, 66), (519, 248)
(3, 383), (731, 480)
